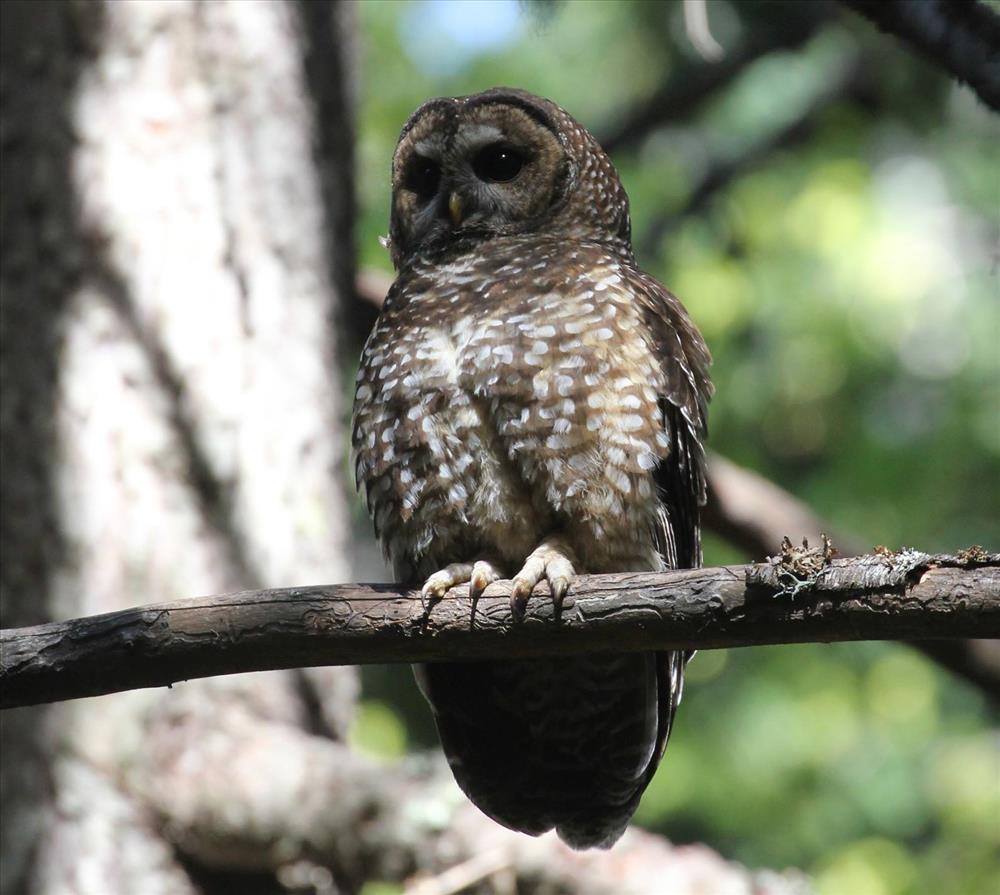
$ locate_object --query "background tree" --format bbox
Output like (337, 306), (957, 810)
(1, 2), (359, 892)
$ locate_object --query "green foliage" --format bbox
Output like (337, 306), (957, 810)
(349, 699), (410, 760)
(359, 883), (403, 895)
(351, 2), (999, 891)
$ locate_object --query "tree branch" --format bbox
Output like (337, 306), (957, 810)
(2, 551), (996, 709)
(840, 0), (1000, 111)
(704, 453), (1000, 702)
(127, 700), (809, 894)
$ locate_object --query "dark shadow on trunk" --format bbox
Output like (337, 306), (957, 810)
(0, 3), (105, 892)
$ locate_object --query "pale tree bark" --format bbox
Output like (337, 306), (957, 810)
(3, 1), (356, 893)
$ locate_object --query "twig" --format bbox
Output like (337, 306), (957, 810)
(1, 552), (996, 709)
(683, 0), (724, 62)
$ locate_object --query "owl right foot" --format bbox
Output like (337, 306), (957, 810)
(421, 558), (505, 602)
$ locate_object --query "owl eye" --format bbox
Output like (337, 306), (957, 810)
(472, 143), (525, 183)
(404, 155), (441, 200)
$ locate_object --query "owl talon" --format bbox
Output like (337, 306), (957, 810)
(550, 576), (570, 608)
(421, 562), (474, 601)
(469, 559), (503, 600)
(508, 536), (578, 619)
(510, 580), (532, 620)
(421, 558), (505, 603)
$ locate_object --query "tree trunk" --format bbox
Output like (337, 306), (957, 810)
(2, 1), (356, 891)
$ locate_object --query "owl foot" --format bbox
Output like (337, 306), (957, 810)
(421, 558), (505, 602)
(510, 537), (578, 620)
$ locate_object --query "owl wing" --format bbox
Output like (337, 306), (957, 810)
(638, 272), (712, 569)
(628, 268), (713, 762)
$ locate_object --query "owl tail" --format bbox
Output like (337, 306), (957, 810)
(414, 649), (684, 849)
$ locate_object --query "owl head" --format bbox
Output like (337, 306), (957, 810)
(387, 88), (632, 269)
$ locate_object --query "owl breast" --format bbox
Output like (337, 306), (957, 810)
(352, 238), (670, 582)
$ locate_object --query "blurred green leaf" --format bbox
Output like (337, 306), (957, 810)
(359, 883), (404, 895)
(349, 700), (409, 760)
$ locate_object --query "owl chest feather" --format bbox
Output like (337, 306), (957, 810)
(353, 244), (670, 578)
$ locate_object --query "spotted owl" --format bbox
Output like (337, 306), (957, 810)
(352, 88), (712, 849)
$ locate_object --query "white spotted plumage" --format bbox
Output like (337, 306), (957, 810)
(353, 239), (684, 576)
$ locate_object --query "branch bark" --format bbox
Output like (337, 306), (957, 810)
(2, 551), (996, 709)
(704, 453), (1000, 702)
(840, 0), (1000, 111)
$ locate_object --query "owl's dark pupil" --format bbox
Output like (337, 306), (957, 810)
(406, 156), (441, 200)
(473, 143), (524, 183)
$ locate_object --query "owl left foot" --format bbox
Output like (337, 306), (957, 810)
(510, 537), (578, 620)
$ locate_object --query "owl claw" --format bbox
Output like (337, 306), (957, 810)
(509, 537), (578, 620)
(421, 562), (473, 602)
(510, 579), (533, 620)
(421, 542), (576, 619)
(550, 575), (570, 608)
(469, 560), (503, 600)
(421, 558), (504, 603)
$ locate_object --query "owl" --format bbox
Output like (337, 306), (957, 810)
(352, 88), (712, 849)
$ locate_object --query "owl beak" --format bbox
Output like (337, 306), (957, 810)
(448, 192), (464, 226)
